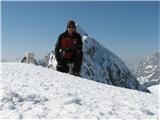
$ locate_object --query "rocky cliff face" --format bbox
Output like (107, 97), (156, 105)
(134, 51), (160, 87)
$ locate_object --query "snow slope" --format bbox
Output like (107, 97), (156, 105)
(148, 84), (160, 97)
(0, 62), (159, 119)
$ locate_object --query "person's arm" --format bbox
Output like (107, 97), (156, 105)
(54, 34), (62, 61)
(77, 34), (83, 51)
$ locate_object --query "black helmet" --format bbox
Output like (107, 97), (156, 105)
(67, 20), (76, 28)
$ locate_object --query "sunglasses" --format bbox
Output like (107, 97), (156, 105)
(67, 26), (75, 28)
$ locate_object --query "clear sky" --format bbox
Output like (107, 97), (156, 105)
(1, 1), (159, 68)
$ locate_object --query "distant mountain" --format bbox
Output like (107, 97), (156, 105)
(1, 58), (21, 62)
(134, 50), (160, 87)
(41, 24), (149, 92)
(0, 59), (8, 62)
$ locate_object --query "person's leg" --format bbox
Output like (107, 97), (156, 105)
(56, 61), (69, 73)
(72, 52), (83, 76)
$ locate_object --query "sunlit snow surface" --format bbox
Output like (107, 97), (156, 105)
(0, 62), (159, 119)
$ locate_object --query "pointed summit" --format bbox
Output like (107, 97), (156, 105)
(76, 24), (88, 37)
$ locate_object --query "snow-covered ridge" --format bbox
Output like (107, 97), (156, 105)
(135, 50), (160, 87)
(47, 25), (149, 92)
(0, 63), (159, 119)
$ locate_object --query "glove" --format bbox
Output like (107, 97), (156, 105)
(62, 51), (66, 57)
(58, 49), (64, 60)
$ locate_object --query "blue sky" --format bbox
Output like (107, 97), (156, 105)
(1, 1), (159, 68)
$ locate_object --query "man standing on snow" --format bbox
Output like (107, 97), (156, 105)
(54, 20), (83, 76)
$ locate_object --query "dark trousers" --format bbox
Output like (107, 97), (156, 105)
(56, 52), (83, 74)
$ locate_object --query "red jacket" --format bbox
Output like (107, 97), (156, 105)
(55, 31), (83, 61)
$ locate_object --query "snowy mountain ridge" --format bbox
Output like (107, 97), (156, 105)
(46, 24), (149, 92)
(0, 62), (159, 119)
(135, 51), (160, 87)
